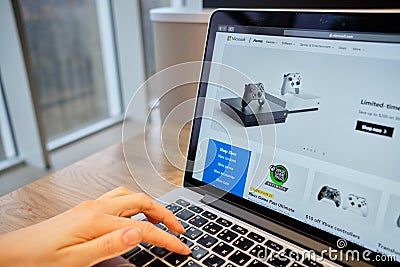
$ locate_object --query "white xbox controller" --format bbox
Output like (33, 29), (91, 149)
(343, 194), (368, 217)
(281, 73), (301, 95)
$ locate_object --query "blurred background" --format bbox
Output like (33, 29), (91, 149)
(0, 0), (185, 195)
(0, 0), (396, 196)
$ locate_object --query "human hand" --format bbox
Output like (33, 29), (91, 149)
(0, 187), (191, 267)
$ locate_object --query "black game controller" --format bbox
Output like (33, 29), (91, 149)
(317, 186), (341, 207)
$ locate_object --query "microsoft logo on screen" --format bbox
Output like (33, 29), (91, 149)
(227, 35), (245, 42)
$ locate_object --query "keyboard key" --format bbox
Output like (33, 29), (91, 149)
(266, 240), (284, 252)
(189, 215), (209, 227)
(231, 224), (248, 235)
(225, 264), (238, 267)
(203, 254), (225, 267)
(249, 244), (271, 259)
(150, 246), (170, 257)
(248, 232), (266, 243)
(217, 229), (238, 243)
(212, 241), (234, 257)
(147, 259), (169, 267)
(141, 242), (152, 249)
(248, 259), (269, 267)
(198, 234), (218, 248)
(176, 209), (195, 220)
(176, 199), (191, 207)
(165, 253), (189, 266)
(268, 253), (291, 267)
(129, 250), (154, 266)
(303, 258), (324, 267)
(192, 245), (209, 260)
(202, 210), (217, 220)
(188, 205), (204, 213)
(232, 236), (254, 251)
(179, 236), (194, 248)
(284, 248), (302, 261)
(182, 260), (202, 267)
(121, 246), (140, 259)
(228, 250), (251, 265)
(290, 263), (306, 267)
(203, 222), (223, 235)
(184, 226), (203, 240)
(166, 204), (182, 213)
(179, 220), (189, 229)
(216, 217), (232, 227)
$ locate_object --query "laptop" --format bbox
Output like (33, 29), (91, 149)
(107, 9), (400, 267)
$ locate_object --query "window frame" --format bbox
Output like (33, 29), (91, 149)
(0, 74), (22, 171)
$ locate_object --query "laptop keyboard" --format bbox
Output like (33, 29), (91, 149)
(121, 198), (327, 267)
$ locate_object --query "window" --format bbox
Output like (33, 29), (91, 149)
(0, 76), (17, 167)
(15, 0), (122, 147)
(1, 0), (146, 170)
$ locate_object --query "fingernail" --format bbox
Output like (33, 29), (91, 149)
(182, 243), (192, 255)
(123, 227), (142, 246)
(178, 223), (185, 233)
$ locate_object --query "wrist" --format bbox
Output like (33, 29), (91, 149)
(0, 230), (30, 267)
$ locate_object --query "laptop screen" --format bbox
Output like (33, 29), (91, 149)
(187, 11), (400, 261)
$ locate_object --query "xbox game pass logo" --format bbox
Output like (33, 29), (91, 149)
(265, 164), (289, 192)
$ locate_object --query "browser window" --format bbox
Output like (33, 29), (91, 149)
(192, 26), (400, 258)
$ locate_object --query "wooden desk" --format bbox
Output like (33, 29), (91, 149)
(0, 124), (190, 234)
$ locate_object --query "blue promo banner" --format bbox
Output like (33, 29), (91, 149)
(202, 139), (251, 197)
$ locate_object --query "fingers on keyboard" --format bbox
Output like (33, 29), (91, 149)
(121, 199), (312, 267)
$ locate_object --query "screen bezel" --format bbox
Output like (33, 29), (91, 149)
(184, 10), (400, 266)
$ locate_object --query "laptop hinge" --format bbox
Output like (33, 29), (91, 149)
(200, 193), (220, 206)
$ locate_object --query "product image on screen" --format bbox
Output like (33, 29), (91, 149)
(220, 72), (321, 127)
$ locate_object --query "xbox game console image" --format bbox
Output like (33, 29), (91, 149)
(266, 91), (322, 114)
(220, 97), (288, 127)
(220, 82), (288, 127)
(219, 77), (320, 127)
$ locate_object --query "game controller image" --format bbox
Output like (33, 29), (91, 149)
(281, 73), (301, 95)
(241, 82), (267, 108)
(343, 194), (368, 217)
(264, 72), (321, 114)
(317, 186), (341, 207)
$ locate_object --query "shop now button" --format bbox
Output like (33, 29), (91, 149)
(355, 120), (394, 137)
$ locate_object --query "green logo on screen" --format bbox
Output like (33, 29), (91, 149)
(269, 164), (288, 186)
